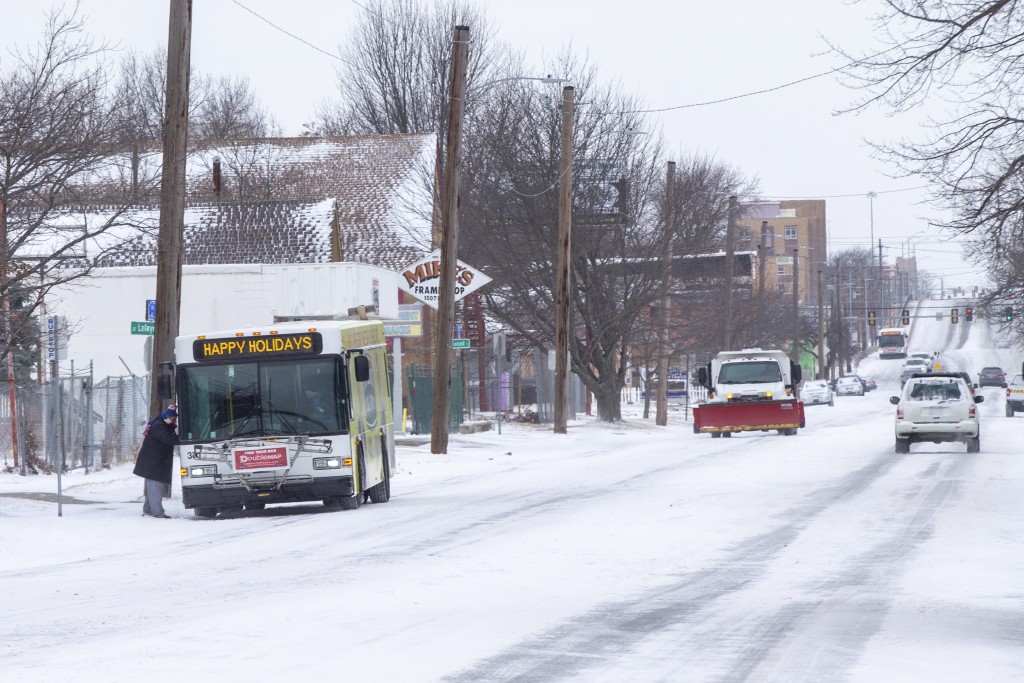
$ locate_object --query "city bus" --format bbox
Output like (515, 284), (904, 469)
(877, 326), (910, 359)
(171, 320), (394, 518)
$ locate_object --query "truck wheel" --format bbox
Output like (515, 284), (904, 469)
(966, 435), (981, 453)
(711, 432), (722, 439)
(722, 431), (732, 438)
(194, 507), (219, 519)
(894, 438), (910, 454)
(1006, 405), (1015, 417)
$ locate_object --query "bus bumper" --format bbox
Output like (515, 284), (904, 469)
(182, 476), (355, 508)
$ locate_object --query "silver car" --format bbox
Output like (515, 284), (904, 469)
(890, 373), (983, 453)
(801, 379), (834, 407)
(835, 376), (864, 396)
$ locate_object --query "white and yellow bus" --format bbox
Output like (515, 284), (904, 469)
(877, 326), (910, 359)
(171, 320), (393, 518)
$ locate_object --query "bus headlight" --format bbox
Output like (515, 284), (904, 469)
(189, 465), (217, 477)
(313, 457), (342, 470)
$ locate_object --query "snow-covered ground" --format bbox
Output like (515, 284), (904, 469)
(2, 301), (1023, 682)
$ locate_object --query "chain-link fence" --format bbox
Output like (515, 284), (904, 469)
(1, 372), (150, 474)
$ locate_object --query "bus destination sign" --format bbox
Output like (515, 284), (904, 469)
(193, 332), (323, 361)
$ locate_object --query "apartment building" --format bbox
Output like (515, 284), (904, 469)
(735, 200), (827, 304)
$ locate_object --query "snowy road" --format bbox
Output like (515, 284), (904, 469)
(2, 307), (1024, 682)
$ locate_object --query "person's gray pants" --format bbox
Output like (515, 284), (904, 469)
(143, 479), (165, 516)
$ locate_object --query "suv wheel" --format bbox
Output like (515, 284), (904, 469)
(894, 437), (910, 454)
(1007, 404), (1015, 418)
(966, 435), (981, 453)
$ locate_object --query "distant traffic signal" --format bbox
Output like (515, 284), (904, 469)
(1005, 306), (1014, 322)
(867, 310), (876, 327)
(965, 306), (974, 321)
(951, 307), (959, 324)
(901, 309), (910, 326)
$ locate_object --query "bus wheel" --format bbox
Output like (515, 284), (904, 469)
(367, 454), (391, 504)
(339, 494), (362, 510)
(194, 507), (218, 519)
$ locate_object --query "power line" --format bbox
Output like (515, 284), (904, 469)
(230, 0), (341, 61)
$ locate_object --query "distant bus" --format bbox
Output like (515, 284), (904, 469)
(877, 327), (909, 359)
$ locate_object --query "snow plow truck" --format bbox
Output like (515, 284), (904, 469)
(693, 348), (805, 437)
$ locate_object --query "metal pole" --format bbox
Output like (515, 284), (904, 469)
(553, 85), (575, 433)
(430, 25), (469, 453)
(792, 247), (800, 362)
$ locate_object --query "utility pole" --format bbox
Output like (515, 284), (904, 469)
(553, 85), (575, 434)
(0, 199), (16, 470)
(150, 0), (192, 416)
(655, 161), (675, 427)
(430, 25), (469, 454)
(723, 196), (736, 350)
(757, 220), (767, 337)
(817, 270), (825, 379)
(792, 247), (800, 363)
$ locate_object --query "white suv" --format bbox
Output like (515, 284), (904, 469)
(890, 373), (984, 453)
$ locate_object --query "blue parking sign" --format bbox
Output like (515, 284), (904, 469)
(146, 299), (156, 322)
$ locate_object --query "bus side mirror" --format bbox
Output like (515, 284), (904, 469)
(353, 355), (370, 382)
(157, 374), (174, 400)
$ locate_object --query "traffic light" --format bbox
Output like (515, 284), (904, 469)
(965, 306), (974, 321)
(901, 309), (910, 326)
(867, 310), (876, 327)
(1005, 306), (1014, 322)
(951, 307), (959, 324)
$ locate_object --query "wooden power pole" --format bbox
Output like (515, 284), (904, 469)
(150, 0), (192, 415)
(430, 25), (469, 454)
(818, 270), (826, 379)
(792, 247), (800, 363)
(723, 196), (737, 350)
(655, 161), (675, 427)
(553, 85), (575, 434)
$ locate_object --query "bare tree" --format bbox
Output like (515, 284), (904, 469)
(459, 52), (762, 421)
(0, 7), (155, 370)
(317, 0), (508, 136)
(192, 75), (280, 140)
(830, 2), (1024, 295)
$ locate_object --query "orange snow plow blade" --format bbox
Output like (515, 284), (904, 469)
(692, 400), (804, 434)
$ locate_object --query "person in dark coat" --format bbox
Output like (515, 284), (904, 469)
(133, 406), (179, 518)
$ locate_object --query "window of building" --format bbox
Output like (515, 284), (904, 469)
(739, 227), (751, 242)
(777, 264), (786, 275)
(784, 225), (798, 240)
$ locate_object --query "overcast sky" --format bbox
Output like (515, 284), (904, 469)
(0, 0), (980, 290)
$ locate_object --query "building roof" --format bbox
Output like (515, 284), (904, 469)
(88, 134), (436, 271)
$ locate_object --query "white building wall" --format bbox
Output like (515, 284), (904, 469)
(47, 262), (401, 378)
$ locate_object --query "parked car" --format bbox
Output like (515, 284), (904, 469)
(860, 376), (878, 392)
(978, 366), (1007, 388)
(1006, 374), (1024, 416)
(835, 375), (865, 396)
(801, 379), (834, 407)
(890, 372), (983, 453)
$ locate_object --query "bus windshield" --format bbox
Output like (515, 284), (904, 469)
(177, 357), (348, 442)
(878, 334), (906, 348)
(718, 361), (782, 384)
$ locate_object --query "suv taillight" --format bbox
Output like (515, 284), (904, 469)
(969, 405), (977, 418)
(896, 408), (904, 420)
